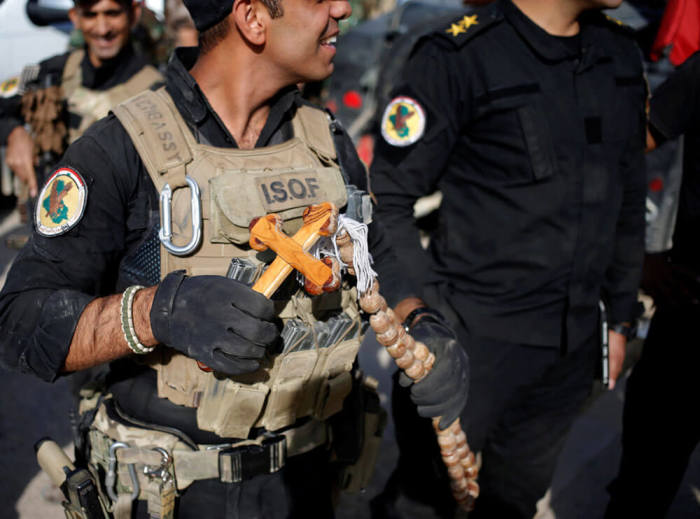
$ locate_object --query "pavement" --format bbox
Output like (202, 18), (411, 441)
(0, 195), (698, 518)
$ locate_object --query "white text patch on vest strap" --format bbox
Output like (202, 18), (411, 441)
(131, 93), (188, 165)
(257, 172), (324, 212)
(36, 167), (88, 237)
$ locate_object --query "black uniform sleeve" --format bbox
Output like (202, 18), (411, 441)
(334, 122), (417, 305)
(0, 93), (24, 144)
(602, 47), (648, 325)
(370, 37), (469, 287)
(0, 117), (142, 381)
(649, 51), (700, 142)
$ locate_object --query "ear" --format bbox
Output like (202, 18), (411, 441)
(129, 2), (143, 28)
(68, 7), (79, 28)
(232, 0), (268, 46)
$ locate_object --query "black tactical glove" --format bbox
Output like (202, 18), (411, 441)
(150, 270), (278, 375)
(400, 308), (469, 430)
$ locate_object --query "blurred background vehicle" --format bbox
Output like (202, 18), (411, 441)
(0, 0), (165, 77)
(325, 0), (463, 165)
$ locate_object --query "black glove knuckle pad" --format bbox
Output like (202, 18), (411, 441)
(405, 311), (469, 428)
(150, 271), (278, 376)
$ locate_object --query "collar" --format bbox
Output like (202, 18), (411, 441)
(80, 42), (141, 90)
(165, 47), (299, 148)
(501, 0), (609, 66)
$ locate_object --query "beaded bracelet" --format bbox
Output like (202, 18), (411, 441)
(120, 285), (155, 355)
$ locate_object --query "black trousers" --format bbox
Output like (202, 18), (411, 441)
(606, 306), (700, 518)
(132, 446), (335, 519)
(387, 286), (597, 519)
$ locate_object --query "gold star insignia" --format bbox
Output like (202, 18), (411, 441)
(605, 14), (623, 26)
(446, 22), (466, 37)
(462, 14), (479, 29)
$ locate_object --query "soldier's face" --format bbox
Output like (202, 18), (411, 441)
(69, 0), (140, 67)
(265, 0), (352, 83)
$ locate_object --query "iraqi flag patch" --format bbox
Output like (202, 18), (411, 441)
(380, 96), (426, 147)
(36, 167), (88, 237)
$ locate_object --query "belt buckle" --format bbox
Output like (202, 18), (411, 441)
(217, 436), (287, 484)
(263, 435), (287, 474)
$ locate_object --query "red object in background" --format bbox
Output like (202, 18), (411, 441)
(649, 177), (665, 193)
(325, 99), (338, 114)
(357, 134), (375, 167)
(650, 0), (700, 66)
(342, 90), (363, 110)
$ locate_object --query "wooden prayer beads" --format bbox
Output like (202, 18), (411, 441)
(337, 225), (480, 511)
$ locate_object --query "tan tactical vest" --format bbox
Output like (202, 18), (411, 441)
(113, 88), (362, 439)
(62, 49), (162, 143)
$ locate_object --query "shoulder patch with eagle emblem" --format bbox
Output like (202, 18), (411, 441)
(381, 96), (426, 147)
(36, 167), (88, 237)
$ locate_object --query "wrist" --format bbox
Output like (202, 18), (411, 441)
(133, 285), (158, 347)
(610, 321), (634, 340)
(7, 124), (28, 143)
(393, 297), (426, 326)
(402, 306), (446, 332)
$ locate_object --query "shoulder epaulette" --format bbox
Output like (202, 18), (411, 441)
(587, 11), (636, 38)
(433, 5), (503, 48)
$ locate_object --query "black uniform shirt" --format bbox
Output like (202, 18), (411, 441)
(648, 51), (700, 270)
(371, 0), (647, 349)
(0, 43), (154, 144)
(0, 48), (409, 382)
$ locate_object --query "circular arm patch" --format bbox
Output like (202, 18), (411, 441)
(0, 76), (19, 98)
(35, 167), (88, 237)
(380, 96), (426, 147)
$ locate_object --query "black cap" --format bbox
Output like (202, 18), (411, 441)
(183, 0), (235, 32)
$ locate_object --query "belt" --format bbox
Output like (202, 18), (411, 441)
(171, 419), (329, 485)
(90, 411), (329, 490)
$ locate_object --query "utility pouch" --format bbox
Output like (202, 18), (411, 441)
(330, 373), (386, 493)
(259, 349), (319, 431)
(196, 375), (271, 439)
(209, 166), (347, 244)
(313, 336), (361, 421)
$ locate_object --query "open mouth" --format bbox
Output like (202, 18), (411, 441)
(320, 35), (337, 47)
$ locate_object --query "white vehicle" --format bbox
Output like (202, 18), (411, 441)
(0, 0), (73, 79)
(0, 0), (165, 79)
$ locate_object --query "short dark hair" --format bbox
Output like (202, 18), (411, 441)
(260, 0), (283, 19)
(198, 0), (284, 54)
(74, 0), (134, 8)
(198, 16), (231, 54)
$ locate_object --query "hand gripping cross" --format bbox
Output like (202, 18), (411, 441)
(196, 202), (340, 372)
(248, 202), (340, 297)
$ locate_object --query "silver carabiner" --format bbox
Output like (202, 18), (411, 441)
(106, 442), (140, 503)
(159, 175), (202, 256)
(143, 447), (172, 484)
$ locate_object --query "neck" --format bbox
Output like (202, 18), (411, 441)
(511, 0), (585, 36)
(190, 41), (290, 149)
